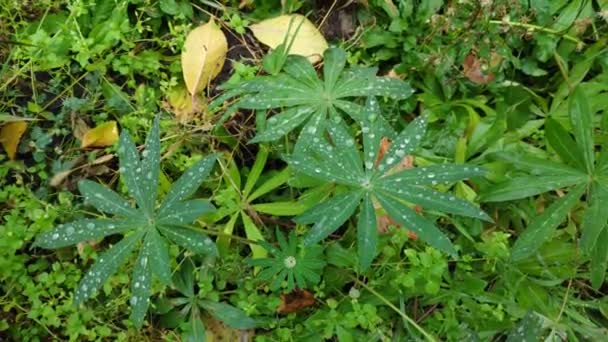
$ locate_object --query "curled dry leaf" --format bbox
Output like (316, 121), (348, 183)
(181, 19), (228, 96)
(81, 121), (119, 148)
(277, 289), (316, 314)
(249, 14), (328, 63)
(0, 121), (28, 160)
(463, 53), (495, 85)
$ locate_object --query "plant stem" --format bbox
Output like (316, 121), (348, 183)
(489, 20), (583, 45)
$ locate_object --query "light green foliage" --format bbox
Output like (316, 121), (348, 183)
(34, 116), (218, 327)
(289, 97), (490, 269)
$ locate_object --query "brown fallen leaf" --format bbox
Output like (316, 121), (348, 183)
(0, 121), (28, 160)
(277, 289), (316, 314)
(463, 53), (495, 85)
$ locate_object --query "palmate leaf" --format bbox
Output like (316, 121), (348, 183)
(480, 174), (587, 202)
(210, 47), (412, 148)
(35, 115), (220, 329)
(545, 118), (586, 171)
(199, 300), (257, 329)
(290, 99), (488, 266)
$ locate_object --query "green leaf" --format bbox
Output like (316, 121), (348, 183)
(288, 149), (362, 186)
(157, 200), (215, 226)
(243, 146), (268, 197)
(590, 228), (608, 289)
(249, 107), (313, 144)
(377, 184), (491, 222)
(78, 180), (138, 217)
(580, 182), (608, 254)
(360, 97), (382, 172)
(241, 213), (268, 259)
(493, 151), (586, 176)
(199, 300), (257, 329)
(159, 155), (216, 215)
(511, 183), (586, 261)
(158, 225), (217, 257)
(283, 55), (323, 90)
(323, 48), (346, 90)
(326, 112), (363, 177)
(34, 218), (136, 248)
(357, 193), (377, 271)
(74, 231), (143, 304)
(248, 167), (291, 202)
(298, 190), (364, 246)
(293, 110), (326, 154)
(381, 164), (486, 187)
(130, 239), (152, 328)
(184, 315), (205, 342)
(139, 115), (161, 213)
(375, 191), (456, 256)
(545, 118), (586, 170)
(506, 311), (544, 342)
(569, 86), (595, 173)
(376, 115), (427, 174)
(480, 174), (586, 202)
(117, 130), (148, 214)
(335, 72), (413, 100)
(147, 229), (172, 286)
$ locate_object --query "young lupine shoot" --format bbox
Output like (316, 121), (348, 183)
(249, 229), (326, 292)
(288, 97), (491, 270)
(34, 115), (218, 328)
(209, 47), (413, 151)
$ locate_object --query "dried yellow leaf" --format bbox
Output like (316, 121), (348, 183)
(81, 121), (119, 148)
(181, 19), (228, 95)
(0, 121), (28, 160)
(249, 14), (328, 63)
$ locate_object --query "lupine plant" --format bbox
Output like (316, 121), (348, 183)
(34, 116), (219, 327)
(209, 47), (413, 150)
(288, 97), (491, 270)
(249, 229), (326, 292)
